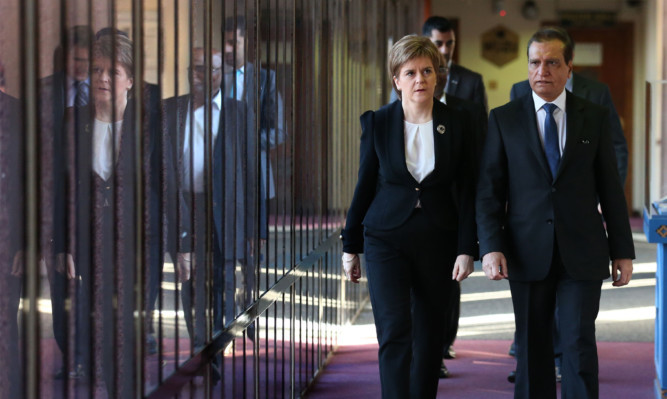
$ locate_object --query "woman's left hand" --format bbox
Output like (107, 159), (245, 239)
(452, 254), (474, 282)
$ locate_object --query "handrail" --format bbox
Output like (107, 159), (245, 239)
(147, 229), (344, 398)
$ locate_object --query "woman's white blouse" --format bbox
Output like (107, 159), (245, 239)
(404, 119), (435, 183)
(92, 119), (123, 181)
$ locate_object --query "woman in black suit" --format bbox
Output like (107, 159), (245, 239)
(341, 35), (477, 399)
(59, 33), (164, 396)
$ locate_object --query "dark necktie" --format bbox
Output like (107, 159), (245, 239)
(75, 80), (89, 107)
(543, 103), (560, 179)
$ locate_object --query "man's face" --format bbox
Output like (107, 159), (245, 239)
(66, 45), (90, 81)
(190, 48), (223, 99)
(224, 29), (245, 70)
(428, 29), (455, 64)
(527, 40), (572, 102)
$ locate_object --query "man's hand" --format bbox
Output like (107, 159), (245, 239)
(342, 252), (361, 283)
(452, 254), (474, 282)
(482, 251), (508, 280)
(55, 253), (76, 279)
(176, 252), (194, 282)
(611, 258), (633, 287)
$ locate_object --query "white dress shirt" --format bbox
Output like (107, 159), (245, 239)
(182, 89), (222, 192)
(92, 119), (123, 181)
(404, 120), (435, 183)
(532, 90), (567, 156)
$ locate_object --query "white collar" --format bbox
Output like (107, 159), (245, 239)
(532, 89), (566, 113)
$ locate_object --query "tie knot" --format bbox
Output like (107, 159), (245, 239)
(543, 103), (557, 115)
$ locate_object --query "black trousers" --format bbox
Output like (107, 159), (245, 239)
(364, 209), (458, 399)
(510, 242), (602, 399)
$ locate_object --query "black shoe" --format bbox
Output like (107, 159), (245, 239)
(443, 345), (456, 359)
(508, 370), (516, 383)
(246, 324), (255, 342)
(146, 333), (158, 355)
(508, 341), (516, 357)
(439, 360), (450, 378)
(209, 363), (221, 387)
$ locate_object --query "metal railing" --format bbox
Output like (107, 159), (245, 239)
(0, 0), (423, 397)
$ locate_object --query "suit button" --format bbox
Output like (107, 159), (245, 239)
(551, 187), (556, 192)
(547, 219), (553, 224)
(415, 187), (420, 191)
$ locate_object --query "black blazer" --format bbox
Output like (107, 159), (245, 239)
(510, 73), (628, 184)
(56, 99), (163, 269)
(0, 92), (23, 260)
(342, 100), (477, 256)
(445, 94), (487, 161)
(446, 63), (488, 113)
(162, 94), (255, 260)
(476, 92), (635, 282)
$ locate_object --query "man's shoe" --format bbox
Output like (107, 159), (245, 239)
(508, 341), (516, 357)
(439, 360), (450, 378)
(443, 345), (456, 359)
(246, 324), (255, 342)
(508, 370), (516, 383)
(146, 333), (158, 355)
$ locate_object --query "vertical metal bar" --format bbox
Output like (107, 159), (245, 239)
(155, 0), (165, 384)
(172, 0), (181, 374)
(201, 0), (213, 394)
(20, 1), (40, 398)
(132, 1), (146, 397)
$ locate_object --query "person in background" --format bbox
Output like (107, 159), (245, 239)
(40, 24), (93, 380)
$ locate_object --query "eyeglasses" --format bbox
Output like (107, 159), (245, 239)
(189, 66), (221, 75)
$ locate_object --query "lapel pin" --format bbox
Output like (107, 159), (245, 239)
(437, 124), (446, 134)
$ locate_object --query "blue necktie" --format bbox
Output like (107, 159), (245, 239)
(543, 103), (560, 179)
(75, 80), (89, 107)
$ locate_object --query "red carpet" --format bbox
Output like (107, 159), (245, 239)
(305, 340), (654, 398)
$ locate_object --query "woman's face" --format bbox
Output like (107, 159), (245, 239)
(393, 56), (436, 105)
(91, 56), (133, 105)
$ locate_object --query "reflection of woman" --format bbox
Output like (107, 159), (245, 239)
(63, 33), (160, 396)
(341, 35), (477, 399)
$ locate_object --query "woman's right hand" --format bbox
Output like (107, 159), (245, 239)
(342, 252), (361, 283)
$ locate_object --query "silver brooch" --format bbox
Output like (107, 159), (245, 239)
(437, 124), (446, 134)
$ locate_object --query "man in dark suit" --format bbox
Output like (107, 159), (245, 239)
(432, 65), (486, 378)
(507, 33), (630, 384)
(164, 48), (255, 376)
(39, 24), (92, 379)
(423, 16), (487, 112)
(476, 28), (634, 399)
(510, 74), (628, 186)
(224, 16), (286, 313)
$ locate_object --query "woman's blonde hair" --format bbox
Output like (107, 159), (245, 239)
(388, 34), (443, 100)
(93, 34), (134, 79)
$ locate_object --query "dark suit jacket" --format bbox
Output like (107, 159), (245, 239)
(510, 73), (628, 185)
(57, 99), (163, 270)
(342, 100), (477, 256)
(446, 63), (488, 113)
(0, 92), (23, 264)
(242, 63), (285, 201)
(445, 94), (487, 161)
(162, 94), (255, 261)
(476, 92), (635, 282)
